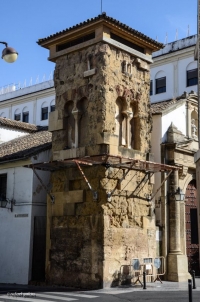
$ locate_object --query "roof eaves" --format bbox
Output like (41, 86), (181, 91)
(0, 142), (52, 163)
(37, 13), (163, 49)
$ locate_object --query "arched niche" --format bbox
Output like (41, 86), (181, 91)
(64, 101), (75, 149)
(115, 97), (127, 146)
(77, 97), (88, 147)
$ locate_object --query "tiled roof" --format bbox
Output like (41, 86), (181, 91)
(0, 117), (38, 133)
(37, 13), (163, 49)
(151, 99), (178, 114)
(0, 131), (52, 162)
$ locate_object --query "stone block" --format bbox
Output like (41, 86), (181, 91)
(84, 68), (96, 78)
(53, 147), (86, 161)
(52, 199), (63, 216)
(63, 203), (75, 216)
(53, 190), (84, 204)
(48, 110), (63, 131)
(109, 144), (119, 156)
(96, 132), (118, 146)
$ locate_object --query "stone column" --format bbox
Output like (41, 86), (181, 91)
(72, 108), (81, 148)
(126, 110), (133, 149)
(169, 170), (181, 254)
(168, 170), (191, 282)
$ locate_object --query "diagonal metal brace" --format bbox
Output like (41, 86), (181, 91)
(73, 160), (98, 201)
(150, 170), (173, 201)
(32, 167), (55, 204)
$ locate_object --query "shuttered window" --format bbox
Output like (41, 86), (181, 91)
(23, 112), (29, 123)
(14, 113), (21, 121)
(187, 69), (198, 87)
(41, 107), (48, 120)
(156, 77), (166, 94)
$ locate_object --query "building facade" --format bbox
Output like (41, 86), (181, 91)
(150, 33), (199, 277)
(150, 35), (197, 104)
(151, 92), (199, 277)
(0, 80), (55, 127)
(0, 119), (52, 284)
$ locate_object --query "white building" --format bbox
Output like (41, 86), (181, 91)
(0, 118), (52, 284)
(0, 80), (55, 127)
(150, 35), (199, 275)
(150, 35), (197, 103)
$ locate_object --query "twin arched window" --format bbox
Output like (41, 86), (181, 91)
(115, 97), (140, 150)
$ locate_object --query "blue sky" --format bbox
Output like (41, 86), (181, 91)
(0, 0), (197, 89)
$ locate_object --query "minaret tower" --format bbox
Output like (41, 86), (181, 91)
(38, 13), (163, 288)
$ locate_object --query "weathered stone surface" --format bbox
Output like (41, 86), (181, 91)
(46, 29), (156, 288)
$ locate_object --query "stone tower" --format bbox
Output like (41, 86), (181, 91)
(38, 13), (163, 288)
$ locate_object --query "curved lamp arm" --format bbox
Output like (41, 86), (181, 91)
(0, 41), (18, 63)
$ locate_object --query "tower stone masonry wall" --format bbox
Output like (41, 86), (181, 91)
(46, 41), (156, 288)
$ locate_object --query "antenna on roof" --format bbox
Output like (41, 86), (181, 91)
(187, 25), (190, 37)
(175, 29), (178, 41)
(156, 35), (158, 42)
(165, 33), (168, 44)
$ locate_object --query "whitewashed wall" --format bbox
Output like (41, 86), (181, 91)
(0, 167), (33, 284)
(161, 103), (186, 142)
(0, 128), (28, 143)
(0, 150), (51, 284)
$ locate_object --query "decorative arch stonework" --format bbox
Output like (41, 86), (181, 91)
(115, 85), (141, 150)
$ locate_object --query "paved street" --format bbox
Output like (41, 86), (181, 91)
(0, 279), (200, 302)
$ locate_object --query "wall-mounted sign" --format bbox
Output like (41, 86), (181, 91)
(15, 214), (28, 218)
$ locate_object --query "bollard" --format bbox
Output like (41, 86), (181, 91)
(190, 270), (196, 289)
(143, 272), (146, 289)
(188, 279), (193, 302)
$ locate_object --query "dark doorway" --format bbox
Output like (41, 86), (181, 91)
(185, 180), (199, 275)
(31, 216), (46, 281)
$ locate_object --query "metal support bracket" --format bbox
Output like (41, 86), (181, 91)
(32, 167), (55, 204)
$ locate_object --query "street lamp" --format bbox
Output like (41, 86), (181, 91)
(174, 187), (185, 201)
(0, 41), (18, 63)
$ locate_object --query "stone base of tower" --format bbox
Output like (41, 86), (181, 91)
(167, 254), (191, 282)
